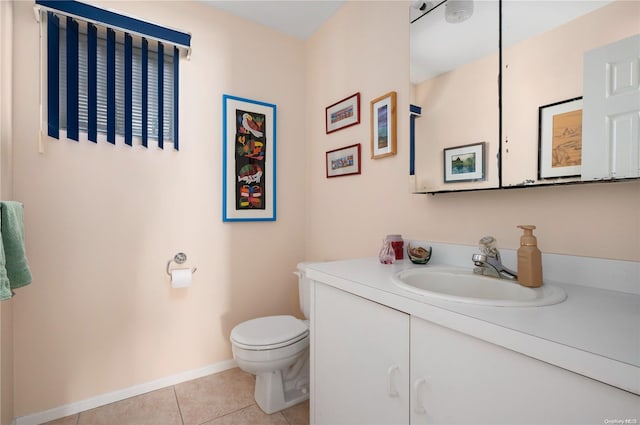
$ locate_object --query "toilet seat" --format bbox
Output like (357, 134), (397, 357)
(231, 315), (309, 351)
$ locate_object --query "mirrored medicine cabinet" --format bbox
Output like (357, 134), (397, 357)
(410, 0), (640, 194)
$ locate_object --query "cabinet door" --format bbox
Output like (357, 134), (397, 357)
(313, 283), (410, 425)
(411, 317), (640, 424)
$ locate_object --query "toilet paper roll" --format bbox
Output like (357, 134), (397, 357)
(171, 268), (192, 288)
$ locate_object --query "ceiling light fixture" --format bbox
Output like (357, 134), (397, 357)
(445, 0), (474, 24)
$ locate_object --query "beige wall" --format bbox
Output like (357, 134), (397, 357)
(11, 0), (306, 416)
(3, 0), (639, 421)
(0, 1), (14, 424)
(305, 1), (415, 262)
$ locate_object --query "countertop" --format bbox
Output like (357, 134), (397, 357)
(304, 255), (640, 395)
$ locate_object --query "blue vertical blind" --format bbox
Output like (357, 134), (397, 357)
(37, 0), (190, 150)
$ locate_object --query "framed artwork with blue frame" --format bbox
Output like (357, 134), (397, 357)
(222, 94), (277, 222)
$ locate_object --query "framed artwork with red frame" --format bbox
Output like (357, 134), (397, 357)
(326, 143), (361, 178)
(326, 93), (361, 134)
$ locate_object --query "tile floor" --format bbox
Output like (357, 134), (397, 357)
(42, 368), (309, 425)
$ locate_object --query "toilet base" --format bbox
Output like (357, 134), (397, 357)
(254, 351), (309, 414)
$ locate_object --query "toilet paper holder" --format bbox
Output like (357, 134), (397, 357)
(166, 252), (197, 276)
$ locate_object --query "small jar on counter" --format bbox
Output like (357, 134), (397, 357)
(386, 234), (404, 260)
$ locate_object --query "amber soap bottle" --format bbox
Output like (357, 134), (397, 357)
(517, 225), (543, 288)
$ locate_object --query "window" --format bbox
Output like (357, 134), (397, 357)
(37, 0), (191, 150)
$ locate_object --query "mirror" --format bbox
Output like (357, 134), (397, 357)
(410, 0), (500, 193)
(410, 0), (640, 193)
(501, 0), (639, 187)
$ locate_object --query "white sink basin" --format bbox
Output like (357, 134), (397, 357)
(392, 266), (567, 307)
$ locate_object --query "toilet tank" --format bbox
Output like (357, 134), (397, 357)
(295, 263), (313, 319)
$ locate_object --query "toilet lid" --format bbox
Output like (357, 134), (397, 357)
(231, 315), (308, 348)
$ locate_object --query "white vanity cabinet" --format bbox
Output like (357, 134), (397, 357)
(410, 317), (640, 424)
(311, 280), (640, 425)
(313, 282), (410, 425)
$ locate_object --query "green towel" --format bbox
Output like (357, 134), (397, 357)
(0, 202), (32, 301)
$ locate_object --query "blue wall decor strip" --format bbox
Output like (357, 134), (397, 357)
(124, 33), (133, 146)
(157, 42), (164, 150)
(87, 22), (97, 142)
(35, 0), (191, 48)
(222, 95), (228, 221)
(272, 105), (278, 222)
(66, 17), (79, 141)
(409, 115), (416, 176)
(173, 46), (179, 151)
(141, 38), (148, 148)
(46, 12), (60, 139)
(106, 28), (116, 144)
(409, 104), (422, 176)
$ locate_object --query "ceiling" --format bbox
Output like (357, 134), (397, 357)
(201, 1), (346, 40)
(201, 1), (614, 84)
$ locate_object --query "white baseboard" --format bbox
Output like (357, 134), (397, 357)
(14, 359), (237, 425)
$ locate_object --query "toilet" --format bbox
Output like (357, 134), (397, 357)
(230, 264), (311, 414)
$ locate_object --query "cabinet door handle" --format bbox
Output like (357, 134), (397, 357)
(387, 365), (400, 397)
(414, 377), (427, 414)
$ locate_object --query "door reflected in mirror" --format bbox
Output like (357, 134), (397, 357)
(501, 0), (639, 187)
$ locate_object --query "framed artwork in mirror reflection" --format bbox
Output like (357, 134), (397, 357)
(443, 142), (485, 183)
(538, 97), (583, 179)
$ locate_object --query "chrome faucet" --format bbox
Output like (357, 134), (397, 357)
(472, 236), (518, 280)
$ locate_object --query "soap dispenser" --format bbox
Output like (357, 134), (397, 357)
(517, 225), (543, 288)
